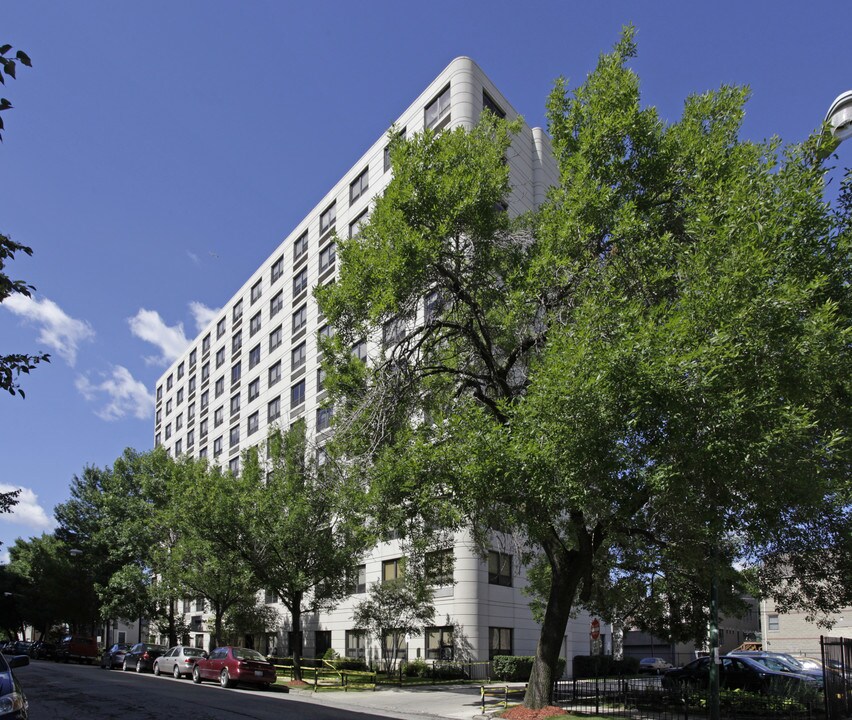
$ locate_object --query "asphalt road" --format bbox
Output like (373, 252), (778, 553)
(13, 659), (433, 720)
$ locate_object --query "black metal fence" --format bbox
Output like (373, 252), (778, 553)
(552, 677), (823, 720)
(821, 636), (852, 720)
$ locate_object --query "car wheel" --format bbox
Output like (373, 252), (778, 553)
(136, 659), (143, 673)
(192, 666), (202, 684)
(173, 664), (181, 679)
(153, 662), (161, 676)
(122, 659), (129, 671)
(220, 668), (233, 688)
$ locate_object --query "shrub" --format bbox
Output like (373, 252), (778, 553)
(432, 661), (467, 679)
(492, 655), (566, 681)
(403, 658), (429, 677)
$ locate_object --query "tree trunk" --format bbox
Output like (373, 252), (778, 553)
(524, 535), (590, 709)
(612, 618), (624, 661)
(291, 590), (303, 682)
(214, 604), (224, 649)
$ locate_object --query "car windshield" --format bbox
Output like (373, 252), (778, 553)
(184, 648), (205, 657)
(233, 648), (266, 661)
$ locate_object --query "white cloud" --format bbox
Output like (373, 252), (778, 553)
(0, 484), (55, 533)
(186, 250), (200, 265)
(76, 365), (154, 421)
(3, 294), (95, 366)
(128, 308), (189, 365)
(189, 301), (219, 333)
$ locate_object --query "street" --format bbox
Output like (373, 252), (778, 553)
(13, 660), (446, 720)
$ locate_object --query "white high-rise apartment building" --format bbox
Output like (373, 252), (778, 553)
(153, 57), (597, 669)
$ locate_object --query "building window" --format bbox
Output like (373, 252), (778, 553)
(247, 411), (259, 436)
(215, 347), (225, 369)
(200, 390), (209, 411)
(201, 361), (210, 383)
(294, 230), (308, 262)
(213, 436), (222, 457)
(188, 375), (196, 395)
(291, 380), (305, 408)
(215, 377), (225, 398)
(202, 333), (211, 355)
(345, 630), (366, 659)
(188, 402), (195, 421)
(383, 317), (406, 347)
(177, 362), (185, 379)
(269, 361), (282, 386)
(316, 367), (326, 393)
(250, 311), (262, 337)
(353, 340), (367, 363)
(482, 90), (505, 119)
(186, 429), (194, 448)
(291, 342), (306, 371)
(232, 330), (242, 354)
(270, 290), (283, 317)
(488, 551), (512, 587)
(426, 626), (454, 661)
(233, 299), (243, 323)
(271, 256), (284, 283)
(155, 433), (161, 447)
(768, 614), (780, 632)
(200, 418), (208, 439)
(231, 362), (242, 385)
(214, 406), (224, 427)
(189, 349), (197, 367)
(383, 126), (405, 173)
(292, 305), (307, 334)
(293, 268), (308, 297)
(251, 279), (262, 304)
(156, 409), (162, 425)
(176, 388), (184, 405)
(217, 317), (227, 339)
(349, 167), (369, 204)
(320, 202), (336, 236)
(167, 374), (174, 391)
(382, 631), (407, 661)
(175, 413), (183, 431)
(157, 385), (163, 402)
(425, 549), (454, 586)
(425, 85), (451, 131)
(319, 242), (336, 275)
(248, 378), (260, 402)
(316, 405), (333, 432)
(382, 558), (402, 583)
(249, 344), (261, 369)
(489, 627), (513, 659)
(230, 393), (240, 416)
(175, 439), (182, 456)
(268, 397), (281, 422)
(165, 423), (172, 440)
(345, 564), (367, 595)
(229, 425), (239, 448)
(269, 325), (283, 352)
(318, 324), (333, 341)
(264, 589), (278, 605)
(348, 209), (368, 239)
(166, 399), (173, 415)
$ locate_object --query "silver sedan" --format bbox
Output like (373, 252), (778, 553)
(153, 645), (207, 679)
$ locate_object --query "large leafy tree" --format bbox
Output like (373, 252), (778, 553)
(200, 420), (371, 680)
(316, 29), (851, 708)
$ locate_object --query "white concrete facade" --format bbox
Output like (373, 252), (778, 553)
(153, 57), (594, 671)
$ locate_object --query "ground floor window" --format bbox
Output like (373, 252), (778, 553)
(346, 630), (366, 659)
(425, 626), (454, 660)
(194, 634), (204, 649)
(382, 630), (408, 662)
(489, 627), (513, 659)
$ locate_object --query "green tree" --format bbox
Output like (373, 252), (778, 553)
(1, 44), (48, 400)
(352, 573), (435, 674)
(316, 29), (851, 708)
(200, 420), (370, 680)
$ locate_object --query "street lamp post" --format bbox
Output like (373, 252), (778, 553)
(826, 91), (852, 142)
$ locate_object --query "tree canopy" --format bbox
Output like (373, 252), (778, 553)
(316, 28), (851, 708)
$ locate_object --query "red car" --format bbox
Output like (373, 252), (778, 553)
(191, 646), (277, 689)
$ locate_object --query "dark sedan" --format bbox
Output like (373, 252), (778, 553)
(100, 643), (131, 669)
(663, 655), (820, 695)
(121, 643), (167, 673)
(191, 646), (276, 689)
(0, 652), (28, 718)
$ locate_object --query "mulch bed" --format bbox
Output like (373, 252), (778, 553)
(501, 705), (567, 719)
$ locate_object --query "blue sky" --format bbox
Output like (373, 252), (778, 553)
(1, 0), (851, 558)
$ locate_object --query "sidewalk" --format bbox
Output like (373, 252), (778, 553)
(282, 682), (524, 720)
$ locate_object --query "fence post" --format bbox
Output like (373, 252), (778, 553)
(480, 685), (485, 713)
(595, 674), (600, 715)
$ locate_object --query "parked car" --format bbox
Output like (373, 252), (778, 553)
(27, 641), (55, 661)
(735, 652), (824, 688)
(639, 657), (673, 674)
(100, 643), (131, 670)
(0, 651), (28, 719)
(122, 643), (167, 673)
(191, 646), (276, 689)
(55, 636), (98, 664)
(0, 644), (30, 658)
(662, 655), (820, 695)
(153, 645), (206, 679)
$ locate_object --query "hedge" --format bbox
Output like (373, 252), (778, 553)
(572, 655), (640, 678)
(492, 655), (567, 681)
